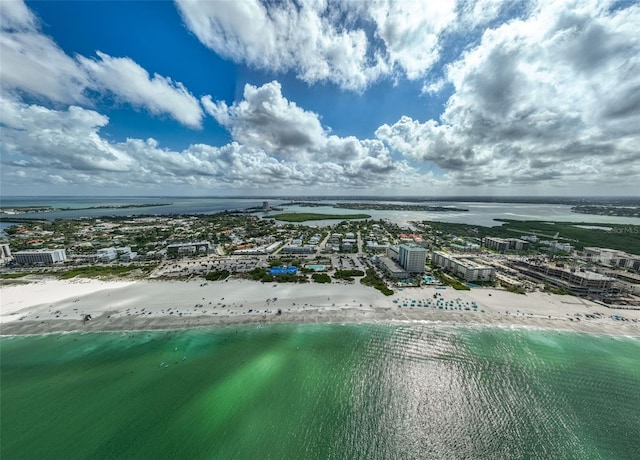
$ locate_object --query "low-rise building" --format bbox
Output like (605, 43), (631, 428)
(583, 247), (640, 271)
(431, 251), (496, 282)
(167, 242), (211, 257)
(376, 256), (408, 278)
(97, 247), (118, 262)
(484, 237), (530, 252)
(281, 245), (314, 254)
(511, 260), (616, 296)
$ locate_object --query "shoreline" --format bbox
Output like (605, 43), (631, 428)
(2, 277), (640, 337)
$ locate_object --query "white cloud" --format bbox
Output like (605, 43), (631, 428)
(366, 0), (457, 79)
(202, 80), (403, 182)
(0, 0), (38, 31)
(377, 0), (640, 190)
(0, 1), (88, 104)
(176, 0), (467, 90)
(78, 52), (204, 128)
(0, 95), (134, 172)
(202, 81), (326, 157)
(176, 0), (388, 91)
(1, 94), (418, 193)
(0, 0), (203, 127)
(175, 0), (534, 91)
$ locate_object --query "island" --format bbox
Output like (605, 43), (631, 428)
(270, 212), (371, 222)
(0, 203), (172, 216)
(334, 203), (468, 212)
(571, 205), (640, 217)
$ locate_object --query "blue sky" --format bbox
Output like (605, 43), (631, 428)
(1, 0), (639, 196)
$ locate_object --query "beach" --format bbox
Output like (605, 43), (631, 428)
(2, 277), (640, 336)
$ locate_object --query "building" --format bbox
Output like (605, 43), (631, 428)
(166, 242), (211, 257)
(484, 237), (530, 252)
(484, 237), (509, 252)
(341, 242), (354, 251)
(119, 252), (137, 262)
(281, 245), (314, 254)
(511, 260), (616, 297)
(583, 247), (640, 271)
(0, 244), (11, 264)
(366, 241), (389, 253)
(13, 248), (67, 265)
(398, 244), (427, 273)
(431, 251), (496, 282)
(97, 247), (118, 262)
(448, 242), (481, 253)
(386, 245), (399, 261)
(262, 201), (269, 211)
(376, 256), (408, 278)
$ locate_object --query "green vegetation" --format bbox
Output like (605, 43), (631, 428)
(311, 273), (331, 283)
(268, 258), (283, 267)
(271, 212), (371, 222)
(505, 285), (526, 295)
(433, 270), (471, 290)
(333, 269), (365, 281)
(424, 219), (640, 255)
(0, 272), (31, 279)
(59, 265), (138, 279)
(360, 268), (393, 296)
(268, 257), (303, 267)
(334, 202), (468, 212)
(547, 286), (573, 296)
(571, 205), (640, 217)
(204, 270), (230, 281)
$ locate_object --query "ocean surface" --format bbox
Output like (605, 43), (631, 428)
(2, 324), (639, 459)
(2, 196), (640, 227)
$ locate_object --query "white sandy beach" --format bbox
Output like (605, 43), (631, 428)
(2, 277), (640, 336)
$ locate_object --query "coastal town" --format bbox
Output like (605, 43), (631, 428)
(2, 204), (640, 322)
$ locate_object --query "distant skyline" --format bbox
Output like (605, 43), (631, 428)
(1, 0), (639, 197)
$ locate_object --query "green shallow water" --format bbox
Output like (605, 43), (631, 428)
(2, 324), (639, 459)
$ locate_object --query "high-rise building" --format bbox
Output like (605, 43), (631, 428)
(263, 201), (269, 211)
(398, 244), (427, 273)
(0, 244), (12, 264)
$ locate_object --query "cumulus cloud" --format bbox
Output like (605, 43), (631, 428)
(202, 80), (403, 182)
(0, 0), (203, 127)
(202, 81), (326, 156)
(0, 95), (134, 172)
(176, 0), (387, 91)
(366, 0), (457, 79)
(1, 95), (418, 193)
(377, 0), (640, 189)
(176, 0), (467, 90)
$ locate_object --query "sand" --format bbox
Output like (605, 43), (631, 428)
(2, 277), (639, 336)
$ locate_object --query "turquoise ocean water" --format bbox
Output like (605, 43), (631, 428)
(2, 324), (639, 459)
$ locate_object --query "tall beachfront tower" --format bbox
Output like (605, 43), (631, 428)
(263, 201), (269, 211)
(398, 244), (427, 273)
